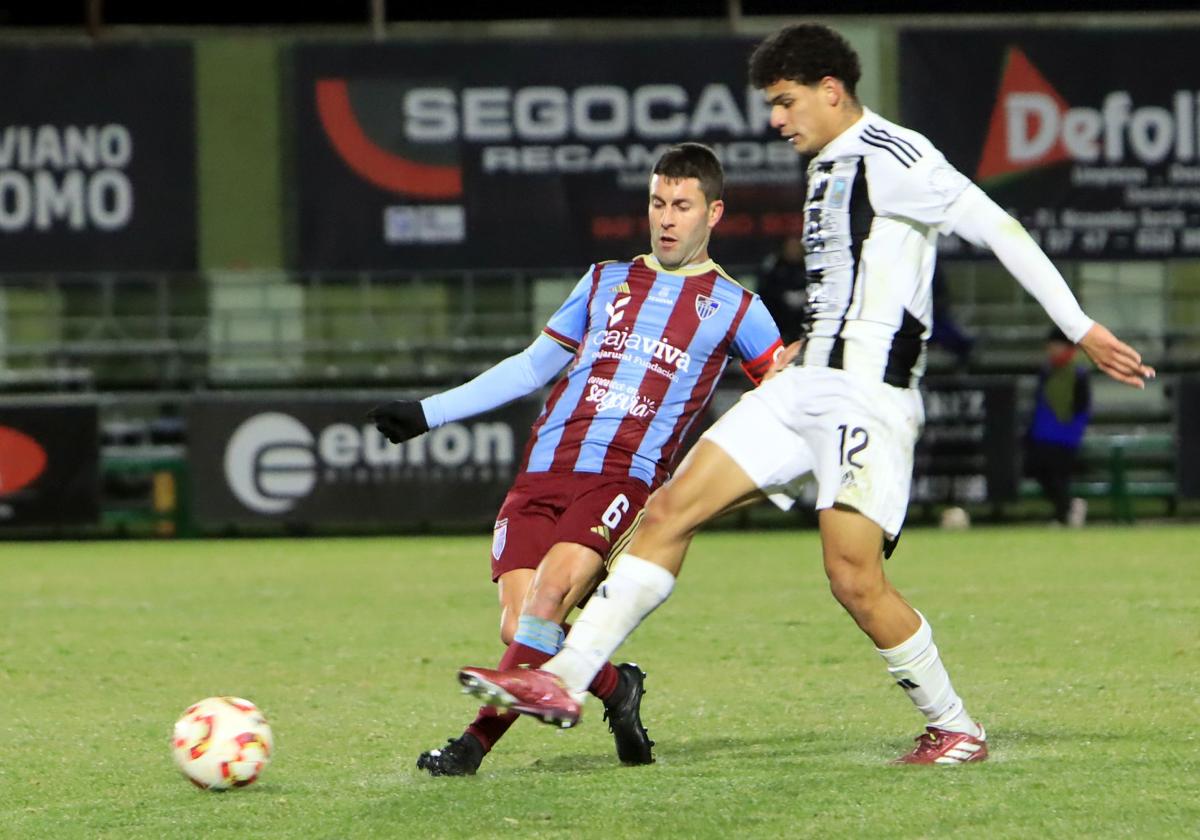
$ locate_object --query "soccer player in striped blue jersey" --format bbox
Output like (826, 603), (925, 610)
(369, 143), (783, 775)
(461, 23), (1155, 768)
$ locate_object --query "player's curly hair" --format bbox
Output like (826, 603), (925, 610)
(749, 23), (861, 97)
(652, 142), (724, 203)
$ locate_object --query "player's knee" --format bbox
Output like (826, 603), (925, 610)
(825, 556), (885, 613)
(640, 486), (698, 539)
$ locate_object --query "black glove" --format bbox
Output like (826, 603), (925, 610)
(367, 400), (430, 444)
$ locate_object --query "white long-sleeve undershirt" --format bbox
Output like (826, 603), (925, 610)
(946, 184), (1094, 343)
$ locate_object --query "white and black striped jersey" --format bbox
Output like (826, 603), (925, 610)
(799, 107), (974, 389)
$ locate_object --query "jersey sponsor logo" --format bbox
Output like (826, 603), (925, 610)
(694, 294), (721, 320)
(591, 329), (692, 372)
(584, 378), (658, 418)
(978, 46), (1200, 182)
(589, 523), (611, 542)
(805, 280), (836, 316)
(801, 161), (852, 316)
(0, 425), (48, 494)
(802, 162), (849, 273)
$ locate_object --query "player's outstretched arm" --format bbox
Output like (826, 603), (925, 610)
(368, 334), (573, 444)
(1077, 323), (1156, 389)
(947, 185), (1153, 389)
(367, 400), (429, 444)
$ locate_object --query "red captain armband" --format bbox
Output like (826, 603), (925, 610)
(740, 338), (785, 385)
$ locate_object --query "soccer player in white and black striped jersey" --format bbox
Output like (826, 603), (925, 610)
(460, 23), (1154, 766)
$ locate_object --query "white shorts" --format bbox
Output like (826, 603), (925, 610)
(701, 366), (924, 539)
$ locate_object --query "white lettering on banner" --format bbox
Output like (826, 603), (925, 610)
(463, 88), (511, 141)
(403, 88), (457, 141)
(514, 87), (569, 141)
(1005, 90), (1200, 165)
(481, 140), (798, 177)
(223, 411), (517, 514)
(0, 123), (135, 232)
(689, 84), (747, 135)
(573, 86), (631, 141)
(402, 83), (770, 143)
(633, 85), (687, 138)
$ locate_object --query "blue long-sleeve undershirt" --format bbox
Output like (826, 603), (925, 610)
(420, 334), (574, 428)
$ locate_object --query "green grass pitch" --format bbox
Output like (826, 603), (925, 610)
(1, 526), (1197, 838)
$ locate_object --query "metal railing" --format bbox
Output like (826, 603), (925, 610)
(1, 267), (1197, 391)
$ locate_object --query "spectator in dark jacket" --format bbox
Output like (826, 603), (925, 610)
(1025, 326), (1092, 525)
(758, 235), (811, 344)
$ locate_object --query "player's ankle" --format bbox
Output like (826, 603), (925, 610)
(932, 712), (982, 738)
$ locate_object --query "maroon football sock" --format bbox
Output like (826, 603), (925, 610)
(465, 642), (553, 753)
(588, 661), (621, 702)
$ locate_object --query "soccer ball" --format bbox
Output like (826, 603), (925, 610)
(172, 696), (273, 790)
(940, 505), (971, 531)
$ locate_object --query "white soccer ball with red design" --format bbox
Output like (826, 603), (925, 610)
(172, 696), (273, 790)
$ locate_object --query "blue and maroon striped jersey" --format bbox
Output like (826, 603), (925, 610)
(523, 254), (782, 488)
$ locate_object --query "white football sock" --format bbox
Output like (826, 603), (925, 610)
(544, 554), (676, 695)
(876, 611), (982, 737)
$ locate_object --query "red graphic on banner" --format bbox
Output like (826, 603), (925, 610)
(0, 426), (47, 494)
(977, 47), (1072, 182)
(315, 79), (463, 199)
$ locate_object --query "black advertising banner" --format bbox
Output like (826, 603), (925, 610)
(291, 39), (804, 271)
(0, 404), (99, 526)
(912, 379), (1018, 504)
(187, 396), (541, 528)
(0, 44), (196, 270)
(901, 29), (1200, 260)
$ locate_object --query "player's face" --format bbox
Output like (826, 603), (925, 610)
(763, 78), (847, 156)
(648, 175), (724, 270)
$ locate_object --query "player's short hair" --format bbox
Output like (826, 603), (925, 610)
(749, 23), (861, 97)
(651, 142), (724, 204)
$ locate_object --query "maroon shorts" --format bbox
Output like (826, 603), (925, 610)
(489, 471), (651, 582)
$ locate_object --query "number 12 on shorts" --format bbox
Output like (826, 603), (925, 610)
(837, 424), (869, 468)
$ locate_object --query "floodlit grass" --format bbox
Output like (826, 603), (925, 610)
(1, 527), (1197, 838)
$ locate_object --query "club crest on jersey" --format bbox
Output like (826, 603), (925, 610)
(491, 518), (508, 560)
(828, 177), (849, 209)
(694, 295), (721, 321)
